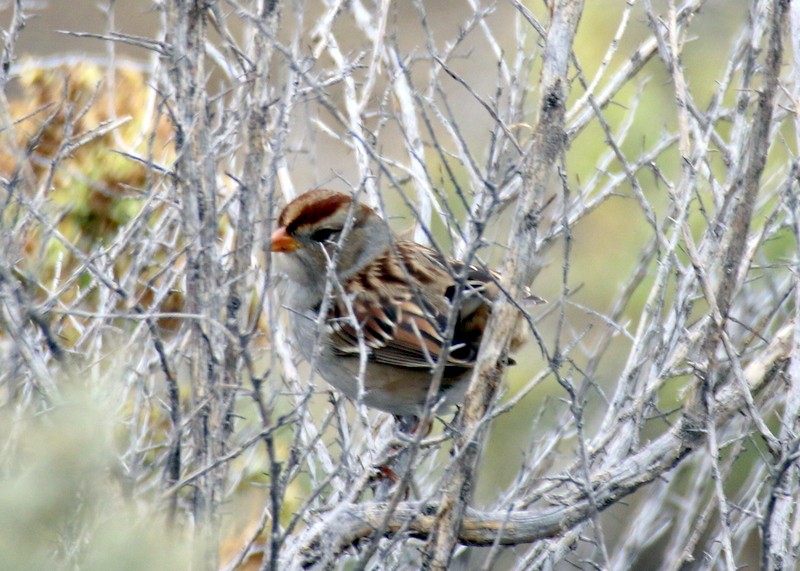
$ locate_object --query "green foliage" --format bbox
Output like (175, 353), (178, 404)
(0, 387), (192, 571)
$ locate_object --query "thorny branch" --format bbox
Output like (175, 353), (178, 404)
(0, 1), (798, 570)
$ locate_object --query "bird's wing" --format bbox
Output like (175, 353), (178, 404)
(326, 242), (505, 370)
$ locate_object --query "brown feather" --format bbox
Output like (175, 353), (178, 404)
(326, 241), (504, 373)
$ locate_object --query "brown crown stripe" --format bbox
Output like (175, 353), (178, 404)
(282, 192), (352, 234)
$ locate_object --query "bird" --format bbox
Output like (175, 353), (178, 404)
(270, 189), (543, 420)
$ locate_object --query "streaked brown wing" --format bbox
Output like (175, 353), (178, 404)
(328, 291), (473, 368)
(325, 241), (516, 370)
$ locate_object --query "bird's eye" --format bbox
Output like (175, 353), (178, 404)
(310, 228), (341, 243)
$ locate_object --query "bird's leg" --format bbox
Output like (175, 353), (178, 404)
(393, 414), (434, 439)
(369, 415), (430, 500)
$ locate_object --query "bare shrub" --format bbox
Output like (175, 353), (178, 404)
(1, 1), (798, 570)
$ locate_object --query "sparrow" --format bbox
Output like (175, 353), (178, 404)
(270, 189), (542, 417)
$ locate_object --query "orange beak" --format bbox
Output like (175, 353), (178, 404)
(270, 227), (302, 252)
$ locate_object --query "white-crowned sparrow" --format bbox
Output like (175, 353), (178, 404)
(270, 189), (543, 417)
